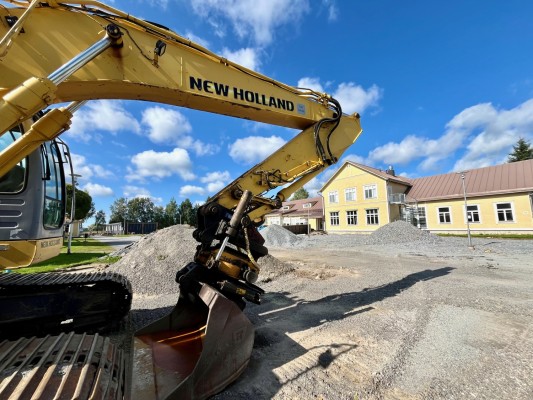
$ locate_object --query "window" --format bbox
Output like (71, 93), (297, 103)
(496, 203), (514, 222)
(364, 184), (377, 199)
(42, 141), (65, 230)
(416, 207), (427, 229)
(345, 187), (356, 201)
(438, 207), (451, 223)
(330, 211), (339, 226)
(329, 191), (338, 203)
(366, 209), (379, 225)
(303, 203), (312, 209)
(466, 205), (480, 223)
(0, 125), (27, 193)
(282, 205), (290, 210)
(347, 210), (358, 225)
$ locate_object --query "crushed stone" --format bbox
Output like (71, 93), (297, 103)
(107, 225), (296, 295)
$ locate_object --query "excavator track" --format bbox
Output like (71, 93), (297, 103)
(0, 272), (132, 339)
(0, 332), (126, 399)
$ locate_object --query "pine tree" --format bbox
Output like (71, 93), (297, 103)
(508, 138), (533, 162)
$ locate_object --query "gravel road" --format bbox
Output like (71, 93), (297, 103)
(105, 223), (532, 399)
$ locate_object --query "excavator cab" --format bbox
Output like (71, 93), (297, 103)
(0, 121), (68, 269)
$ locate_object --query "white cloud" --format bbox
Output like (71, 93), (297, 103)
(83, 183), (114, 197)
(126, 148), (195, 181)
(183, 31), (209, 47)
(123, 185), (163, 203)
(221, 47), (261, 71)
(297, 77), (324, 93)
(180, 185), (206, 197)
(229, 135), (286, 164)
(179, 170), (232, 197)
(70, 154), (114, 181)
(333, 83), (382, 115)
(68, 100), (140, 142)
(297, 77), (383, 115)
(140, 106), (218, 156)
(192, 0), (310, 45)
(123, 185), (150, 198)
(367, 99), (533, 172)
(322, 0), (338, 21)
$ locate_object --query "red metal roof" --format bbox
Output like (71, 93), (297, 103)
(265, 196), (323, 217)
(407, 159), (533, 201)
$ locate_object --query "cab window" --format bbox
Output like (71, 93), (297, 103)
(0, 126), (27, 193)
(42, 141), (65, 229)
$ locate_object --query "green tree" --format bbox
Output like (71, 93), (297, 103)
(66, 184), (94, 221)
(508, 138), (533, 162)
(179, 198), (195, 225)
(292, 187), (309, 200)
(128, 197), (155, 223)
(94, 210), (106, 233)
(165, 197), (181, 226)
(152, 205), (166, 228)
(109, 197), (129, 224)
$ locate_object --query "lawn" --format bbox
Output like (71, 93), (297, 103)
(18, 237), (119, 274)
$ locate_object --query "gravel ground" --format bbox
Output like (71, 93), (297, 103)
(103, 222), (532, 399)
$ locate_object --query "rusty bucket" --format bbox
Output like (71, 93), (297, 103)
(130, 284), (254, 400)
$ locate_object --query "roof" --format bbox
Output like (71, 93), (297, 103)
(407, 159), (533, 202)
(320, 161), (412, 192)
(265, 196), (323, 217)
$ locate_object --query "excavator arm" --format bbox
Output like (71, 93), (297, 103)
(0, 1), (362, 399)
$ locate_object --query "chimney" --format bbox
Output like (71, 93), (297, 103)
(386, 165), (396, 176)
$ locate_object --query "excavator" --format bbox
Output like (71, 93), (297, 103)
(0, 1), (362, 398)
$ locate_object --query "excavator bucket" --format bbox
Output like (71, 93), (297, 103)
(130, 284), (254, 400)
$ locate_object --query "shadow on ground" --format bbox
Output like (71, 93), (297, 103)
(129, 267), (454, 399)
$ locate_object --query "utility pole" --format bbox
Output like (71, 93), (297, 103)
(460, 171), (473, 248)
(67, 173), (82, 254)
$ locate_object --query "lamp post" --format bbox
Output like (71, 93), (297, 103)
(459, 171), (473, 248)
(123, 197), (128, 235)
(67, 173), (82, 254)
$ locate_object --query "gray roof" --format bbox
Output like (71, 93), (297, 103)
(407, 159), (533, 201)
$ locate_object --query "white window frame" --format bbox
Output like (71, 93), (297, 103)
(282, 205), (290, 210)
(366, 208), (379, 225)
(329, 191), (339, 204)
(494, 202), (515, 223)
(345, 187), (357, 202)
(465, 204), (481, 224)
(347, 210), (358, 225)
(364, 184), (378, 200)
(303, 203), (312, 209)
(330, 211), (339, 226)
(416, 206), (427, 229)
(438, 206), (452, 224)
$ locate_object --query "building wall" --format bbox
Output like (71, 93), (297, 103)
(322, 164), (392, 233)
(419, 193), (533, 234)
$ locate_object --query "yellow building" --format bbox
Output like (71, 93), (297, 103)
(321, 159), (533, 235)
(320, 162), (411, 233)
(406, 160), (533, 235)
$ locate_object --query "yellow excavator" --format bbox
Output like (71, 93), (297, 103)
(0, 1), (362, 398)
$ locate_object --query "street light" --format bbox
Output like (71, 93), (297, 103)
(67, 173), (82, 254)
(459, 171), (473, 248)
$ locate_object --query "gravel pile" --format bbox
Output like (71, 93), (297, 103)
(108, 225), (197, 295)
(261, 225), (302, 247)
(365, 220), (442, 245)
(108, 225), (296, 295)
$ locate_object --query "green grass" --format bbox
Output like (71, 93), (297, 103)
(17, 238), (119, 274)
(437, 233), (533, 240)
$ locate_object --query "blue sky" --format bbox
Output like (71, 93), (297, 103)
(58, 0), (533, 221)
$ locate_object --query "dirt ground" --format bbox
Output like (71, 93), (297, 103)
(205, 244), (533, 400)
